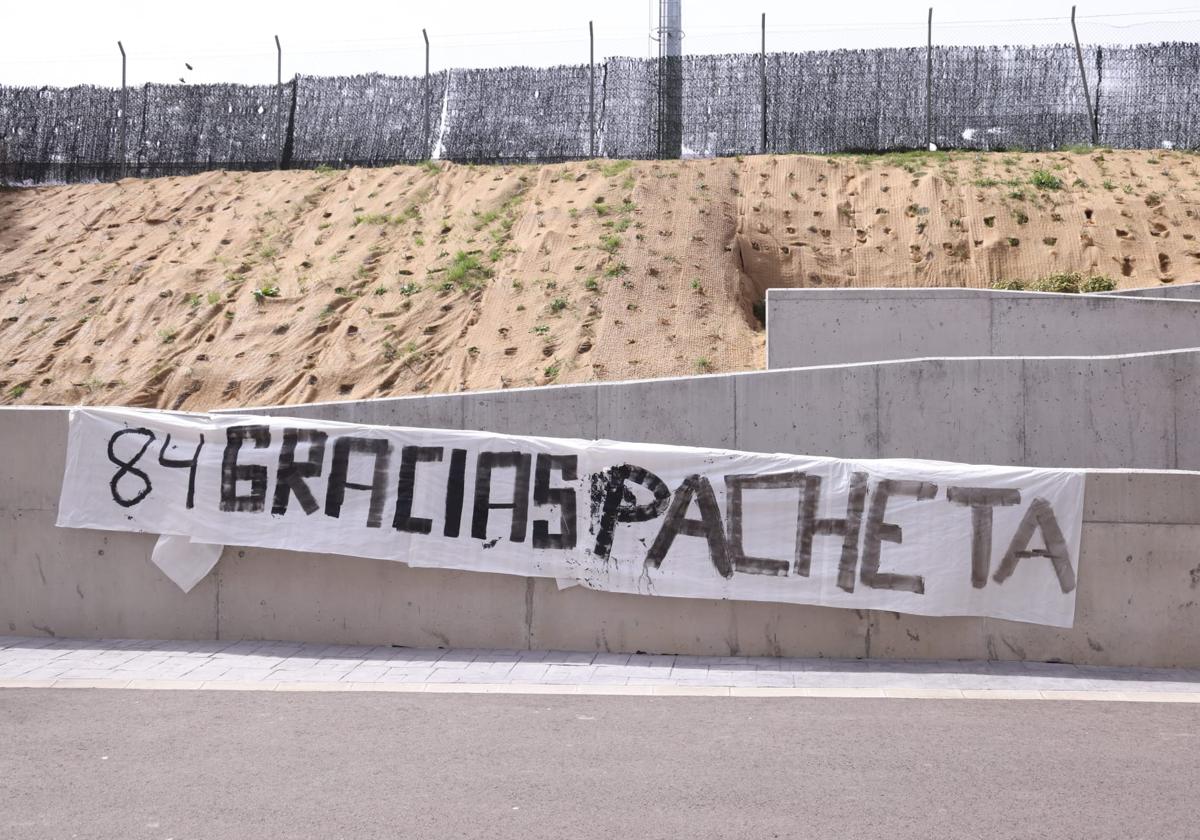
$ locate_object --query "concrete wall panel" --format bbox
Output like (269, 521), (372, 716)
(1, 511), (218, 641)
(233, 347), (1200, 471)
(1104, 282), (1200, 300)
(875, 357), (1026, 465)
(1172, 351), (1200, 471)
(987, 294), (1180, 356)
(462, 383), (598, 439)
(1021, 353), (1178, 468)
(767, 290), (991, 368)
(254, 392), (464, 429)
(865, 524), (1200, 668)
(733, 365), (878, 457)
(0, 407), (68, 511)
(216, 547), (532, 649)
(526, 580), (871, 659)
(1083, 471), (1200, 525)
(596, 375), (736, 448)
(766, 288), (1200, 368)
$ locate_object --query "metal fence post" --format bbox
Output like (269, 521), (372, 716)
(423, 29), (431, 159)
(118, 41), (127, 179)
(924, 8), (933, 150)
(274, 35), (283, 168)
(589, 21), (596, 158)
(1071, 6), (1099, 145)
(760, 12), (767, 154)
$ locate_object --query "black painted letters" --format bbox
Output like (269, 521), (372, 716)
(220, 425), (270, 513)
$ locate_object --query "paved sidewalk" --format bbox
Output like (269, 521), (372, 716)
(2, 635), (1199, 700)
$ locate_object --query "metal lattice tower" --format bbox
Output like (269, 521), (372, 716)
(653, 0), (683, 158)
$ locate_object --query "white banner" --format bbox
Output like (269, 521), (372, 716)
(57, 407), (1086, 626)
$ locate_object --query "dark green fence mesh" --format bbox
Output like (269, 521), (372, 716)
(1, 43), (1195, 183)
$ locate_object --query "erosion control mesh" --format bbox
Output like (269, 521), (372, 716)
(2, 42), (1197, 183)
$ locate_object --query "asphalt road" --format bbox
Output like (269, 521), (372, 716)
(1, 689), (1197, 839)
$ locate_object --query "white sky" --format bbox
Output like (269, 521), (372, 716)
(3, 0), (1198, 87)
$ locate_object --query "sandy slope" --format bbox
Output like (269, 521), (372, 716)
(1, 150), (1197, 410)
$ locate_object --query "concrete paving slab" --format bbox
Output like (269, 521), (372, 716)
(3, 636), (1200, 702)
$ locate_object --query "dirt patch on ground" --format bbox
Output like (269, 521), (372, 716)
(1, 149), (1197, 409)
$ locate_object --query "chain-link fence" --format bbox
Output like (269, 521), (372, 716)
(2, 37), (1198, 183)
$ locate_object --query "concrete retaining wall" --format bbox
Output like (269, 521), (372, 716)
(764, 288), (1200, 369)
(1103, 282), (1200, 300)
(4, 405), (1200, 667)
(227, 347), (1200, 471)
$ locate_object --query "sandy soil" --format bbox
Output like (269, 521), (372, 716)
(1, 149), (1197, 410)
